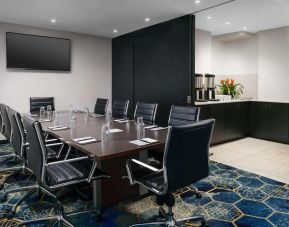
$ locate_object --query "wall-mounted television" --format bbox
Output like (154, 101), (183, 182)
(6, 32), (71, 71)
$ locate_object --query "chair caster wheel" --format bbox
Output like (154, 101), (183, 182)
(201, 220), (209, 227)
(4, 210), (15, 219)
(0, 193), (8, 202)
(196, 193), (202, 199)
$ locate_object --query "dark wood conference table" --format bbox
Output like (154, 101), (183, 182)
(37, 112), (168, 209)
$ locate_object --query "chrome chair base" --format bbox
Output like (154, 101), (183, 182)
(131, 207), (208, 227)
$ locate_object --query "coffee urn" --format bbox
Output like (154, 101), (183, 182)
(205, 74), (219, 101)
(195, 74), (207, 102)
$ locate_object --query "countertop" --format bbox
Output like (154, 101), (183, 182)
(195, 99), (289, 106)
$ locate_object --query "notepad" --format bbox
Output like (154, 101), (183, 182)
(89, 113), (105, 118)
(114, 119), (130, 123)
(144, 125), (158, 129)
(39, 119), (52, 123)
(129, 140), (149, 146)
(28, 113), (38, 117)
(48, 126), (69, 131)
(108, 129), (123, 133)
(73, 137), (93, 142)
(77, 138), (98, 145)
(140, 138), (158, 143)
(150, 127), (168, 131)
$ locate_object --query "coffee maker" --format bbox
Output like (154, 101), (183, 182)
(205, 74), (219, 101)
(195, 74), (207, 102)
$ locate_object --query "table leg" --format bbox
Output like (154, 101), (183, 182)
(139, 150), (148, 195)
(93, 160), (102, 210)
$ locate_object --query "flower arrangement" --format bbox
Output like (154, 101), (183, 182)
(217, 78), (244, 99)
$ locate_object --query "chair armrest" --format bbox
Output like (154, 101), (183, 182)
(45, 138), (59, 143)
(45, 142), (63, 147)
(126, 159), (163, 185)
(45, 156), (89, 166)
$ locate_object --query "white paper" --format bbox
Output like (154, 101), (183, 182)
(89, 113), (105, 118)
(114, 119), (130, 123)
(39, 119), (51, 122)
(144, 125), (157, 129)
(150, 127), (167, 131)
(129, 140), (149, 146)
(141, 138), (158, 143)
(50, 127), (69, 131)
(78, 138), (97, 144)
(108, 129), (123, 133)
(73, 136), (93, 142)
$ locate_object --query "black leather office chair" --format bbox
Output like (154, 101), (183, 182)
(168, 105), (200, 126)
(126, 119), (215, 227)
(0, 104), (12, 142)
(17, 115), (110, 226)
(134, 102), (158, 125)
(112, 100), (129, 119)
(30, 97), (55, 113)
(0, 109), (67, 217)
(0, 105), (3, 134)
(94, 98), (109, 115)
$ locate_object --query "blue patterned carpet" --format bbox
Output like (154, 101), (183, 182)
(0, 143), (289, 226)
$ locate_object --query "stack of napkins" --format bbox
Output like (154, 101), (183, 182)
(129, 138), (158, 146)
(48, 126), (69, 131)
(108, 129), (123, 133)
(89, 113), (105, 118)
(114, 119), (130, 123)
(73, 137), (99, 145)
(28, 113), (38, 117)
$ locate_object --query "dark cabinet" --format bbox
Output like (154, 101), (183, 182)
(199, 102), (249, 145)
(249, 102), (289, 144)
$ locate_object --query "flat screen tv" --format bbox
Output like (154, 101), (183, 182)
(6, 32), (71, 71)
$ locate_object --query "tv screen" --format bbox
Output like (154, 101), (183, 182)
(6, 32), (71, 71)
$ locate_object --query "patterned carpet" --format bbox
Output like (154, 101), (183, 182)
(0, 143), (289, 227)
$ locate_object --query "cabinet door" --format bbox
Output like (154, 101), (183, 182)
(269, 103), (289, 143)
(210, 104), (226, 145)
(249, 102), (270, 140)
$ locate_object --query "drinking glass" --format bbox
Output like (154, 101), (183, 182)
(137, 122), (145, 140)
(52, 111), (58, 127)
(137, 116), (144, 126)
(101, 124), (109, 141)
(69, 104), (74, 117)
(70, 116), (76, 129)
(105, 112), (112, 130)
(46, 105), (52, 120)
(39, 107), (46, 121)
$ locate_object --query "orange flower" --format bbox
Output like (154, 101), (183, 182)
(221, 80), (225, 85)
(231, 79), (235, 86)
(225, 79), (229, 85)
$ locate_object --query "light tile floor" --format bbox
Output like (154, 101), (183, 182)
(211, 137), (289, 184)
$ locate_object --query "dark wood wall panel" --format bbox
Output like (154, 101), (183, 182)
(112, 15), (194, 125)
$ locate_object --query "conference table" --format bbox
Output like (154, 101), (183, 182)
(36, 112), (168, 209)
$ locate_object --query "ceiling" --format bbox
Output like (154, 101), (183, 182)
(0, 0), (231, 38)
(195, 0), (289, 36)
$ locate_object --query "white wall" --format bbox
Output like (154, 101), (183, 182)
(258, 26), (289, 101)
(0, 22), (112, 113)
(195, 29), (258, 98)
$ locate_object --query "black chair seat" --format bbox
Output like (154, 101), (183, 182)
(133, 168), (165, 192)
(46, 162), (107, 186)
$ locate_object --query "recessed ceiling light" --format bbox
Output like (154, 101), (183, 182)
(225, 22), (230, 25)
(50, 19), (56, 23)
(195, 0), (201, 5)
(207, 16), (212, 20)
(145, 18), (150, 22)
(113, 29), (118, 33)
(243, 26), (247, 30)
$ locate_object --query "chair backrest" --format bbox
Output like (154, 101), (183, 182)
(112, 100), (129, 119)
(7, 108), (26, 157)
(94, 98), (109, 115)
(0, 104), (12, 142)
(168, 106), (200, 126)
(30, 97), (55, 113)
(0, 104), (3, 134)
(134, 102), (158, 125)
(23, 115), (46, 181)
(163, 119), (215, 193)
